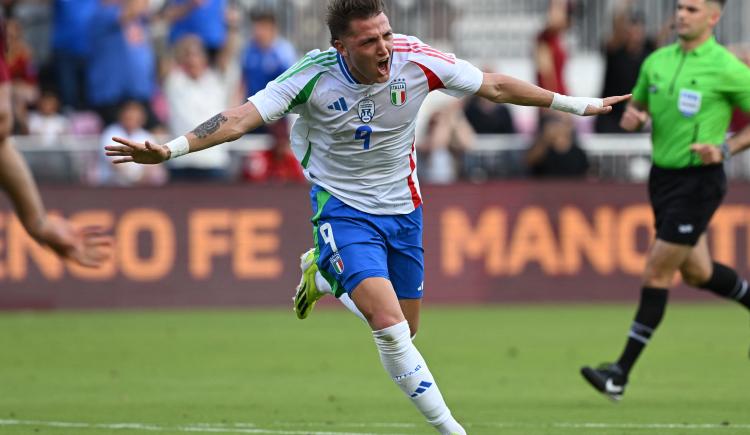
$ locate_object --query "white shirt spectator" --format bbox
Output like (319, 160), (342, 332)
(28, 111), (70, 147)
(164, 37), (240, 170)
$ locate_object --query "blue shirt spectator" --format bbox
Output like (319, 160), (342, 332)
(86, 0), (156, 126)
(241, 9), (296, 98)
(167, 0), (227, 54)
(51, 0), (97, 109)
(53, 0), (97, 56)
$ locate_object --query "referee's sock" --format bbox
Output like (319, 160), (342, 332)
(699, 262), (750, 309)
(616, 287), (669, 376)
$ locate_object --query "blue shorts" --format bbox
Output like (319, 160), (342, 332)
(309, 186), (424, 300)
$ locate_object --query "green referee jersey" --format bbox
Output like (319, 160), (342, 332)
(632, 36), (750, 168)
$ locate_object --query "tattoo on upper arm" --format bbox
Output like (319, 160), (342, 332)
(192, 113), (228, 139)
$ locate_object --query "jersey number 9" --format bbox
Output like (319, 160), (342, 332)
(355, 126), (373, 150)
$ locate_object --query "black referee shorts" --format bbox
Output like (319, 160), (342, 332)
(648, 164), (726, 246)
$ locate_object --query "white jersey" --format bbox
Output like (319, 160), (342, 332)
(248, 34), (483, 215)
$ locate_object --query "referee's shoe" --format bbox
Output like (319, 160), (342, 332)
(580, 363), (627, 401)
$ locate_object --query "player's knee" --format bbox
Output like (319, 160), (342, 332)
(680, 258), (713, 287)
(681, 268), (711, 288)
(643, 258), (681, 287)
(368, 311), (406, 332)
(642, 269), (673, 288)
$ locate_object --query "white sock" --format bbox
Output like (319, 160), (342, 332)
(314, 272), (333, 294)
(315, 271), (367, 322)
(372, 321), (465, 435)
(338, 292), (367, 323)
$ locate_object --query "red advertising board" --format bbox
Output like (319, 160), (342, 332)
(0, 181), (747, 309)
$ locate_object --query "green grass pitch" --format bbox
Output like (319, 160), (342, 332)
(0, 303), (748, 434)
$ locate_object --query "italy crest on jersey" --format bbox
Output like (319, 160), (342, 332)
(330, 252), (344, 274)
(358, 99), (375, 123)
(390, 79), (407, 106)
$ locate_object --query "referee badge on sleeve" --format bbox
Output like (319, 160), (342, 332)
(678, 89), (702, 117)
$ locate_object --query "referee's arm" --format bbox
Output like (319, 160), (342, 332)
(691, 119), (750, 164)
(619, 101), (649, 132)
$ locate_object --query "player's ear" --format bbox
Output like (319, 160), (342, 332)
(333, 39), (346, 55)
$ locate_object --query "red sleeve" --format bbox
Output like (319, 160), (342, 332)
(0, 17), (9, 84)
(0, 57), (10, 84)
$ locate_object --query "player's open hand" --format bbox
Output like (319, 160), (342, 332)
(690, 144), (723, 164)
(105, 137), (170, 165)
(37, 215), (112, 268)
(584, 94), (631, 116)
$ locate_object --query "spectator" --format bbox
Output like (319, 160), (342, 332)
(534, 0), (570, 95)
(241, 8), (296, 99)
(50, 0), (97, 111)
(418, 101), (475, 184)
(163, 34), (239, 182)
(94, 100), (166, 186)
(28, 90), (69, 147)
(6, 17), (37, 134)
(526, 112), (588, 178)
(595, 6), (656, 133)
(86, 0), (159, 130)
(242, 120), (305, 184)
(240, 8), (296, 136)
(165, 0), (229, 64)
(463, 95), (516, 134)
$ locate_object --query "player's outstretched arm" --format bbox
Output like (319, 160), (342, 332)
(475, 72), (630, 116)
(0, 138), (49, 239)
(0, 139), (112, 267)
(105, 101), (264, 165)
(34, 215), (112, 268)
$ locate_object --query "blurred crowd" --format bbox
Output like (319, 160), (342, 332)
(4, 0), (750, 186)
(5, 0), (303, 186)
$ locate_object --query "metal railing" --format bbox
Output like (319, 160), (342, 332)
(13, 133), (750, 185)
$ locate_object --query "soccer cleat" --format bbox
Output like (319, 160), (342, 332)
(293, 248), (324, 319)
(580, 363), (627, 401)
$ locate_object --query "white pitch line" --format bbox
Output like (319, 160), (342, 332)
(553, 422), (750, 430)
(0, 420), (400, 435)
(2, 419), (750, 433)
(476, 421), (750, 431)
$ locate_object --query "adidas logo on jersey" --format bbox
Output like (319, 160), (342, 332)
(327, 97), (348, 112)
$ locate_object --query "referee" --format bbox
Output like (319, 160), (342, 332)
(581, 0), (750, 401)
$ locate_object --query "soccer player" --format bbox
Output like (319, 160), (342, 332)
(581, 0), (750, 401)
(0, 16), (110, 267)
(106, 1), (628, 432)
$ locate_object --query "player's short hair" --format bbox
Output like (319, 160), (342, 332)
(326, 0), (387, 45)
(707, 0), (726, 8)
